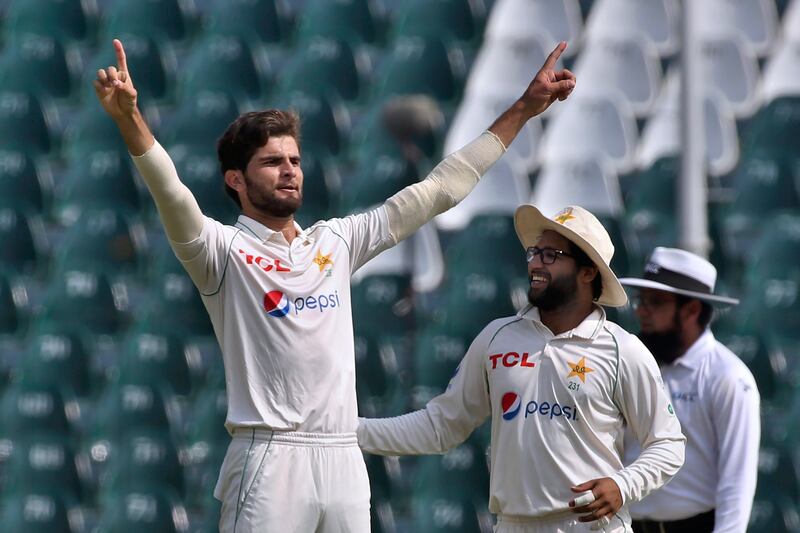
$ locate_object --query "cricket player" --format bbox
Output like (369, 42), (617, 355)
(93, 38), (577, 533)
(358, 206), (687, 533)
(620, 248), (760, 533)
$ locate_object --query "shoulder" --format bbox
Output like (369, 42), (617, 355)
(601, 320), (659, 371)
(702, 337), (758, 391)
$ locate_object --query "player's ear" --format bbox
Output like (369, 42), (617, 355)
(224, 169), (245, 191)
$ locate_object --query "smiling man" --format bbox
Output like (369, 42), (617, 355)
(358, 205), (686, 533)
(94, 37), (578, 533)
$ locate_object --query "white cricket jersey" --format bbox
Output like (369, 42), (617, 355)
(173, 211), (394, 434)
(625, 330), (760, 532)
(358, 305), (686, 520)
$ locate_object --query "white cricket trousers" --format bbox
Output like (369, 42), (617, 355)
(215, 428), (371, 533)
(494, 513), (631, 533)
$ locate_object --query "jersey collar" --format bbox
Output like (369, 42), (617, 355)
(235, 215), (311, 245)
(518, 304), (606, 340)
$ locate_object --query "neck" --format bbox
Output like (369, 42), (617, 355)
(539, 297), (595, 336)
(244, 208), (298, 243)
(679, 326), (704, 355)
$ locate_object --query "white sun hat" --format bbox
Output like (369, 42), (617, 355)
(514, 205), (628, 307)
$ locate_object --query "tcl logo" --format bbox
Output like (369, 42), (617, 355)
(489, 351), (536, 369)
(238, 249), (291, 272)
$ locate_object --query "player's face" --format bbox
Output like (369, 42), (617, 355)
(243, 135), (303, 217)
(633, 289), (680, 334)
(527, 231), (579, 311)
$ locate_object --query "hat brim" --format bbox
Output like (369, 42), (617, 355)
(514, 205), (628, 307)
(619, 278), (740, 306)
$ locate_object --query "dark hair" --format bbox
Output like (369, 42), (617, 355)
(568, 241), (603, 301)
(676, 295), (714, 329)
(216, 109), (301, 208)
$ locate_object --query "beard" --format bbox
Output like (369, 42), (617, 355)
(638, 313), (684, 365)
(528, 271), (579, 311)
(244, 173), (303, 217)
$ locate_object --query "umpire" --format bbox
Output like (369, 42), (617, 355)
(620, 247), (760, 533)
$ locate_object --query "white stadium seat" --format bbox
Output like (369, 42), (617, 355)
(583, 0), (680, 57)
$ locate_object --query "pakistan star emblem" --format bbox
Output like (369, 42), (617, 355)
(313, 250), (334, 272)
(567, 356), (594, 383)
(554, 208), (576, 225)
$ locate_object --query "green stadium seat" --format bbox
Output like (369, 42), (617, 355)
(52, 210), (145, 278)
(0, 35), (73, 99)
(163, 91), (240, 152)
(271, 90), (349, 157)
(54, 151), (143, 223)
(118, 328), (193, 396)
(4, 0), (89, 42)
(351, 274), (414, 337)
(0, 382), (78, 440)
(295, 0), (383, 45)
(393, 0), (486, 45)
(101, 431), (185, 498)
(179, 35), (263, 103)
(0, 274), (24, 334)
(716, 328), (777, 405)
(7, 435), (85, 501)
(748, 494), (800, 533)
(355, 334), (412, 417)
(0, 149), (52, 214)
(90, 383), (175, 442)
(169, 146), (239, 224)
(0, 208), (45, 276)
(94, 488), (189, 533)
(276, 38), (364, 102)
(412, 322), (471, 409)
(101, 0), (189, 42)
(205, 0), (289, 44)
(61, 107), (127, 162)
(374, 37), (462, 103)
(18, 329), (92, 398)
(40, 270), (125, 335)
(341, 145), (418, 212)
(0, 91), (54, 155)
(183, 388), (228, 506)
(84, 34), (172, 102)
(0, 492), (79, 533)
(741, 96), (800, 155)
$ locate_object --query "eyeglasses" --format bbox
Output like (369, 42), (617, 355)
(631, 294), (677, 311)
(526, 246), (573, 265)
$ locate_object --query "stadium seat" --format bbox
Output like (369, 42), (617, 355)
(52, 210), (145, 278)
(340, 145), (418, 213)
(84, 34), (172, 102)
(351, 274), (414, 337)
(118, 328), (193, 396)
(740, 96), (800, 156)
(485, 0), (583, 57)
(101, 431), (185, 498)
(374, 37), (463, 104)
(94, 488), (189, 533)
(40, 270), (125, 335)
(717, 329), (777, 406)
(295, 0), (383, 45)
(0, 274), (24, 335)
(695, 0), (779, 57)
(0, 149), (52, 214)
(0, 382), (78, 439)
(55, 151), (143, 223)
(18, 329), (92, 398)
(179, 35), (263, 104)
(7, 435), (85, 501)
(183, 388), (228, 506)
(162, 91), (240, 152)
(539, 91), (638, 174)
(698, 36), (761, 118)
(355, 334), (412, 417)
(531, 156), (623, 218)
(271, 90), (350, 157)
(0, 91), (54, 156)
(276, 38), (364, 102)
(0, 208), (45, 276)
(571, 36), (662, 117)
(435, 154), (531, 232)
(0, 35), (73, 99)
(784, 0), (800, 43)
(101, 0), (190, 42)
(3, 0), (89, 42)
(392, 0), (487, 45)
(761, 40), (800, 104)
(0, 492), (81, 533)
(445, 93), (542, 174)
(464, 35), (550, 105)
(205, 0), (289, 44)
(582, 0), (679, 57)
(412, 322), (472, 407)
(61, 106), (128, 162)
(169, 145), (239, 224)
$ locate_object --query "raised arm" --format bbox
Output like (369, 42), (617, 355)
(94, 39), (203, 245)
(383, 42), (575, 244)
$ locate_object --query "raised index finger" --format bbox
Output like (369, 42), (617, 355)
(543, 41), (567, 70)
(113, 39), (129, 73)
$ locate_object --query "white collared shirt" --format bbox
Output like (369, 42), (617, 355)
(359, 306), (685, 520)
(173, 212), (394, 433)
(625, 330), (761, 532)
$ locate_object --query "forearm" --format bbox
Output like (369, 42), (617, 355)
(488, 99), (536, 148)
(113, 107), (155, 156)
(131, 140), (204, 245)
(358, 410), (450, 455)
(609, 435), (686, 505)
(384, 131), (506, 242)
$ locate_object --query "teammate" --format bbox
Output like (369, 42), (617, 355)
(358, 205), (686, 533)
(94, 38), (577, 533)
(619, 248), (760, 533)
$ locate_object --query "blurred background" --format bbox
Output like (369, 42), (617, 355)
(0, 0), (798, 531)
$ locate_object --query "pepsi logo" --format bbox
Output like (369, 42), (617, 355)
(263, 291), (291, 317)
(501, 392), (522, 420)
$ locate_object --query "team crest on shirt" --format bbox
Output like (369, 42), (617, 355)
(313, 250), (334, 276)
(566, 356), (594, 390)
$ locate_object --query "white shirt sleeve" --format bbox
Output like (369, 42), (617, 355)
(358, 322), (495, 455)
(319, 207), (395, 273)
(710, 366), (760, 533)
(609, 333), (686, 505)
